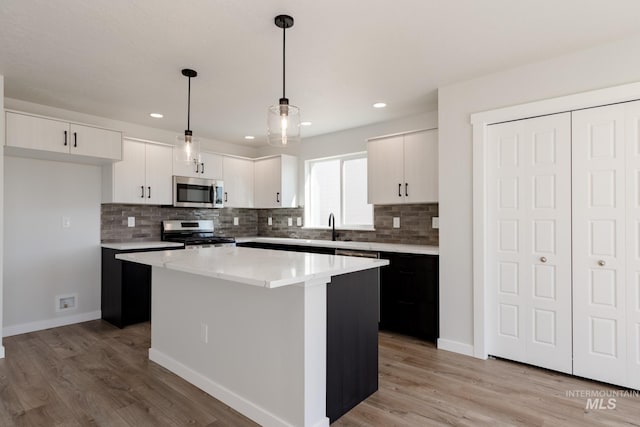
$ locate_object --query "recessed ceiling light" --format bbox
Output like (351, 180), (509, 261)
(244, 135), (255, 140)
(149, 113), (163, 118)
(300, 121), (312, 126)
(373, 102), (387, 109)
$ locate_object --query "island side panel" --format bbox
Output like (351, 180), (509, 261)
(149, 267), (329, 427)
(326, 268), (379, 423)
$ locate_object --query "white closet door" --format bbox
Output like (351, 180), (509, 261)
(487, 113), (572, 373)
(625, 101), (640, 390)
(572, 104), (627, 385)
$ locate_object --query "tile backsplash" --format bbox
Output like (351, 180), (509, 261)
(101, 203), (438, 246)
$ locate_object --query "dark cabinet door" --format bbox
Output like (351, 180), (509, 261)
(379, 253), (439, 342)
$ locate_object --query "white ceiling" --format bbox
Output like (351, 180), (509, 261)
(2, 0), (640, 146)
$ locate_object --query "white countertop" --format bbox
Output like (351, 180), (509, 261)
(102, 241), (184, 250)
(236, 237), (439, 255)
(116, 246), (388, 289)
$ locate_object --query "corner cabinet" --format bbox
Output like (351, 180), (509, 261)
(103, 138), (173, 205)
(5, 111), (122, 161)
(254, 155), (298, 208)
(367, 129), (438, 204)
(173, 150), (223, 180)
(223, 156), (254, 208)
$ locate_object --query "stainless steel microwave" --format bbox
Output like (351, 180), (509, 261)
(173, 176), (224, 208)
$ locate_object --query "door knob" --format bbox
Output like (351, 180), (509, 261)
(598, 260), (606, 266)
(540, 257), (547, 263)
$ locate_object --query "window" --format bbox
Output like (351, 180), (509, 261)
(305, 152), (373, 229)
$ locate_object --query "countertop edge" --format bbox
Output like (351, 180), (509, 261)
(235, 237), (439, 255)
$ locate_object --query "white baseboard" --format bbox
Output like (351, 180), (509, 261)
(3, 310), (102, 337)
(149, 348), (329, 427)
(437, 338), (475, 357)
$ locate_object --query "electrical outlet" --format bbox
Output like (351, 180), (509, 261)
(127, 216), (135, 227)
(432, 217), (439, 229)
(233, 217), (239, 226)
(287, 217), (293, 227)
(296, 217), (302, 226)
(61, 216), (71, 229)
(268, 217), (273, 226)
(393, 217), (400, 228)
(200, 322), (208, 344)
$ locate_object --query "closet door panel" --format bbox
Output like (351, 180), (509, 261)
(572, 104), (627, 385)
(488, 113), (572, 373)
(625, 100), (640, 390)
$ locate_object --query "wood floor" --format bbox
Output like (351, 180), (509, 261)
(0, 321), (637, 427)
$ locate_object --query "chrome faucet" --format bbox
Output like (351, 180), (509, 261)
(328, 213), (336, 241)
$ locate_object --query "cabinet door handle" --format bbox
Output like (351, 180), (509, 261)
(64, 130), (68, 146)
(224, 192), (228, 202)
(201, 162), (205, 174)
(195, 160), (199, 173)
(398, 183), (402, 197)
(140, 185), (145, 198)
(73, 132), (77, 147)
(276, 192), (280, 203)
(147, 186), (151, 199)
(598, 260), (606, 266)
(540, 257), (547, 263)
(405, 183), (408, 197)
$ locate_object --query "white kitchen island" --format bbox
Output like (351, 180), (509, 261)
(116, 246), (388, 427)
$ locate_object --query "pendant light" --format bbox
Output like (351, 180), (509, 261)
(176, 68), (200, 163)
(267, 14), (301, 147)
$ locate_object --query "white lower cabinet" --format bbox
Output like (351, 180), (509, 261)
(487, 102), (640, 390)
(103, 139), (173, 205)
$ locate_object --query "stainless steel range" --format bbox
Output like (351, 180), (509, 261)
(161, 220), (235, 249)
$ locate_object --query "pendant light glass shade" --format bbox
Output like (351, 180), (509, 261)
(268, 15), (301, 147)
(176, 68), (200, 164)
(267, 99), (300, 146)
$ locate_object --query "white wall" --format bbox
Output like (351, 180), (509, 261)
(3, 157), (102, 335)
(0, 76), (4, 355)
(438, 34), (640, 353)
(4, 98), (259, 159)
(257, 111), (438, 204)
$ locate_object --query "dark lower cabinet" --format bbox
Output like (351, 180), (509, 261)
(237, 241), (336, 254)
(326, 269), (379, 423)
(379, 252), (439, 342)
(101, 246), (182, 328)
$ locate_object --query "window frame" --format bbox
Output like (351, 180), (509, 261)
(304, 151), (374, 231)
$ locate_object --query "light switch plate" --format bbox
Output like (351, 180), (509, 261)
(287, 217), (293, 227)
(233, 217), (239, 226)
(296, 217), (302, 226)
(268, 217), (273, 226)
(62, 216), (71, 229)
(432, 217), (439, 229)
(127, 217), (135, 227)
(393, 217), (400, 228)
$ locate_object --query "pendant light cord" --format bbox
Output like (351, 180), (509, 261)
(187, 76), (191, 130)
(282, 25), (286, 99)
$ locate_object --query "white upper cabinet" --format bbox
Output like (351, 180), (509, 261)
(223, 156), (254, 208)
(104, 139), (173, 205)
(173, 150), (223, 179)
(6, 111), (122, 161)
(254, 155), (298, 208)
(367, 129), (438, 204)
